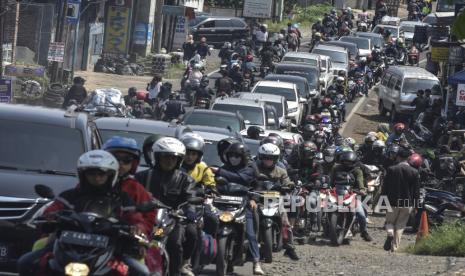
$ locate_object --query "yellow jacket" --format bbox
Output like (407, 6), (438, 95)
(376, 131), (388, 142)
(187, 161), (216, 187)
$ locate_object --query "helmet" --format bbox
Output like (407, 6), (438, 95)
(152, 137), (186, 169)
(301, 141), (318, 161)
(322, 97), (333, 106)
(339, 151), (358, 168)
(73, 76), (85, 84)
(314, 131), (326, 145)
(224, 42), (232, 48)
(303, 124), (317, 139)
(365, 135), (377, 144)
(180, 133), (205, 153)
(408, 153), (423, 169)
(387, 144), (400, 160)
(347, 7), (352, 12)
(323, 145), (337, 163)
(394, 123), (406, 135)
(359, 57), (367, 64)
(305, 114), (321, 124)
(345, 137), (356, 149)
(377, 123), (390, 133)
(217, 138), (241, 164)
(315, 32), (321, 37)
(258, 143), (280, 160)
(397, 38), (404, 45)
(103, 136), (140, 158)
(278, 34), (285, 40)
(247, 126), (264, 139)
(336, 76), (344, 83)
(321, 117), (331, 125)
(136, 91), (147, 101)
(193, 63), (202, 70)
(77, 150), (119, 189)
(264, 134), (284, 151)
(225, 142), (249, 167)
(373, 140), (386, 149)
(142, 134), (164, 168)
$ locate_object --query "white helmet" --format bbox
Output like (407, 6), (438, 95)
(359, 57), (367, 63)
(258, 143), (280, 158)
(278, 33), (284, 40)
(336, 76), (345, 82)
(152, 137), (186, 157)
(193, 63), (202, 70)
(77, 150), (119, 188)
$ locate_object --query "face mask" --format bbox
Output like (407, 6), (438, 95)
(229, 156), (242, 166)
(324, 156), (334, 163)
(285, 148), (293, 155)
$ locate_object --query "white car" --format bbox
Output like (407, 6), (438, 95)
(251, 80), (303, 126)
(372, 24), (403, 41)
(318, 55), (334, 92)
(281, 52), (321, 71)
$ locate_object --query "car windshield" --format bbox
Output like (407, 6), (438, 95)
(402, 78), (442, 95)
(213, 104), (264, 126)
(437, 0), (465, 12)
(340, 37), (369, 50)
(282, 56), (318, 66)
(275, 68), (319, 89)
(253, 86), (297, 102)
(203, 140), (223, 166)
(363, 36), (384, 48)
(99, 130), (153, 166)
(312, 49), (347, 64)
(184, 112), (242, 132)
(400, 25), (416, 33)
(0, 120), (84, 174)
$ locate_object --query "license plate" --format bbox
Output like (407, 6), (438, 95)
(263, 191), (280, 197)
(0, 243), (8, 262)
(60, 231), (109, 248)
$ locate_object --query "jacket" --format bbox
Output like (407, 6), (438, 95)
(135, 168), (197, 209)
(184, 161), (216, 187)
(381, 161), (420, 208)
(216, 163), (257, 187)
(331, 164), (365, 192)
(43, 185), (147, 235)
(117, 176), (156, 235)
(63, 85), (87, 108)
(256, 161), (294, 187)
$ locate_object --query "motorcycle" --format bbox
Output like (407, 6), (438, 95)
(354, 72), (367, 97)
(385, 55), (396, 67)
(242, 70), (254, 92)
(194, 96), (211, 109)
(362, 164), (383, 209)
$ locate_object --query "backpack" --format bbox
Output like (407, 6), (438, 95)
(200, 231), (217, 265)
(333, 171), (355, 186)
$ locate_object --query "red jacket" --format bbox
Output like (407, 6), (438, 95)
(117, 176), (156, 235)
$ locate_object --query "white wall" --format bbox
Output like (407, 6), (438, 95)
(184, 0), (204, 12)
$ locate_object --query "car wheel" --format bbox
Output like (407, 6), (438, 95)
(378, 101), (387, 117)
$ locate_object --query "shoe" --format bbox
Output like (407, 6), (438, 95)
(361, 231), (373, 242)
(284, 247), (300, 260)
(180, 259), (195, 276)
(384, 236), (393, 251)
(253, 262), (265, 275)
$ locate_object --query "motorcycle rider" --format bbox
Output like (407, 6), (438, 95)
(364, 140), (387, 167)
(196, 37), (211, 59)
(255, 143), (299, 260)
(230, 63), (244, 90)
(312, 20), (324, 33)
(410, 89), (429, 124)
(255, 24), (269, 53)
(358, 135), (378, 165)
(376, 123), (390, 142)
(210, 142), (265, 275)
(354, 57), (372, 96)
(386, 123), (408, 146)
(261, 135), (288, 169)
(215, 70), (234, 96)
(323, 145), (338, 174)
(385, 40), (399, 59)
(302, 123), (317, 141)
(124, 87), (138, 107)
(136, 138), (199, 276)
(395, 38), (408, 64)
(329, 76), (346, 96)
(331, 151), (373, 241)
(260, 41), (277, 71)
(63, 76), (87, 108)
(194, 77), (214, 105)
(218, 42), (233, 64)
(18, 150), (151, 276)
(161, 92), (185, 121)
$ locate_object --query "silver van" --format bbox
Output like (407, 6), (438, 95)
(377, 66), (442, 122)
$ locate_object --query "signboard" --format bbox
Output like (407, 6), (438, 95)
(431, 46), (449, 62)
(162, 5), (185, 16)
(0, 79), (12, 103)
(133, 23), (147, 45)
(48, 42), (65, 62)
(103, 5), (132, 54)
(4, 65), (45, 78)
(243, 0), (272, 18)
(173, 16), (187, 50)
(456, 84), (465, 106)
(66, 0), (81, 24)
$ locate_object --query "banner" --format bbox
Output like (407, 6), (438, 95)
(0, 79), (12, 103)
(48, 42), (65, 62)
(4, 65), (46, 78)
(456, 84), (465, 106)
(243, 0), (272, 18)
(103, 5), (132, 54)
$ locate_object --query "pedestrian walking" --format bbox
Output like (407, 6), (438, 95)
(381, 146), (420, 252)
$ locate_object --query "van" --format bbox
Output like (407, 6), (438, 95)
(377, 66), (443, 122)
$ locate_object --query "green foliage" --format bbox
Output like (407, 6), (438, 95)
(206, 0), (244, 8)
(409, 221), (465, 257)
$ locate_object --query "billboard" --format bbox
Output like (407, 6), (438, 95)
(103, 3), (132, 54)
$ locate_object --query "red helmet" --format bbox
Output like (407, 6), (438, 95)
(393, 123), (406, 132)
(322, 97), (333, 106)
(136, 91), (147, 101)
(305, 114), (321, 124)
(246, 55), (253, 62)
(408, 153), (423, 169)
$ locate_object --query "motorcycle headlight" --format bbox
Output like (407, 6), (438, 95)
(219, 212), (234, 222)
(65, 262), (89, 276)
(154, 228), (164, 237)
(288, 107), (298, 113)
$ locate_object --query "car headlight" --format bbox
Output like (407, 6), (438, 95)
(65, 263), (89, 276)
(288, 107), (298, 113)
(219, 212), (234, 222)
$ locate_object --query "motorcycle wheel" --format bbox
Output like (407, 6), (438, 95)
(329, 212), (347, 246)
(262, 227), (273, 263)
(216, 236), (230, 276)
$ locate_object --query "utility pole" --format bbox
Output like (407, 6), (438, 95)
(0, 0), (5, 78)
(154, 0), (163, 53)
(51, 0), (68, 83)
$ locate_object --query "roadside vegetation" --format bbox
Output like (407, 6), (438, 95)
(265, 4), (332, 33)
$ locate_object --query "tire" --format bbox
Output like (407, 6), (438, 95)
(273, 226), (283, 252)
(216, 236), (229, 276)
(263, 227), (273, 263)
(329, 212), (346, 246)
(378, 101), (387, 117)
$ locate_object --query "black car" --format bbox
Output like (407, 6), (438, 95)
(0, 104), (101, 272)
(182, 109), (246, 132)
(190, 16), (250, 46)
(322, 40), (359, 60)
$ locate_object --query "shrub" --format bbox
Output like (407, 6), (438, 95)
(410, 221), (465, 257)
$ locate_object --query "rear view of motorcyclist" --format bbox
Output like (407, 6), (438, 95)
(210, 142), (265, 275)
(260, 41), (277, 70)
(323, 145), (337, 175)
(358, 134), (377, 162)
(63, 76), (87, 108)
(219, 42), (233, 64)
(331, 151), (373, 241)
(162, 93), (185, 121)
(135, 137), (198, 276)
(386, 123), (408, 146)
(215, 70), (234, 96)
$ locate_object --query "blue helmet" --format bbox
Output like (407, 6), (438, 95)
(103, 136), (140, 158)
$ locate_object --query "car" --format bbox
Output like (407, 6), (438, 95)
(376, 66), (443, 122)
(339, 36), (372, 57)
(422, 12), (455, 30)
(0, 104), (101, 272)
(436, 0), (465, 12)
(372, 24), (402, 41)
(234, 92), (290, 130)
(312, 44), (350, 76)
(211, 97), (280, 131)
(182, 109), (246, 132)
(264, 74), (311, 100)
(189, 16), (249, 46)
(251, 80), (304, 126)
(399, 21), (430, 46)
(281, 52), (322, 71)
(318, 55), (335, 93)
(323, 40), (359, 60)
(355, 32), (385, 50)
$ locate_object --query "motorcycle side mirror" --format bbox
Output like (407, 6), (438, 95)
(188, 197), (204, 205)
(35, 184), (55, 199)
(215, 176), (228, 186)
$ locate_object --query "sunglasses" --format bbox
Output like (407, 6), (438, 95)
(116, 157), (135, 165)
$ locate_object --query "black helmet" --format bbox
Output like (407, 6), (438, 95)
(301, 141), (318, 161)
(225, 142), (249, 167)
(128, 87), (137, 97)
(303, 124), (317, 139)
(142, 134), (164, 168)
(73, 76), (85, 84)
(339, 151), (358, 168)
(323, 145), (337, 163)
(247, 126), (263, 139)
(217, 137), (240, 164)
(261, 135), (284, 152)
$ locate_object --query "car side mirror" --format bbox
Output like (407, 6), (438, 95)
(35, 184), (55, 199)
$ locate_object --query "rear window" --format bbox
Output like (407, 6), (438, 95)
(282, 56), (318, 67)
(402, 78), (442, 95)
(213, 104), (264, 126)
(400, 25), (416, 33)
(340, 37), (369, 50)
(184, 112), (242, 132)
(231, 19), (246, 27)
(264, 76), (307, 97)
(253, 85), (297, 102)
(275, 68), (318, 89)
(312, 48), (347, 64)
(0, 121), (84, 174)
